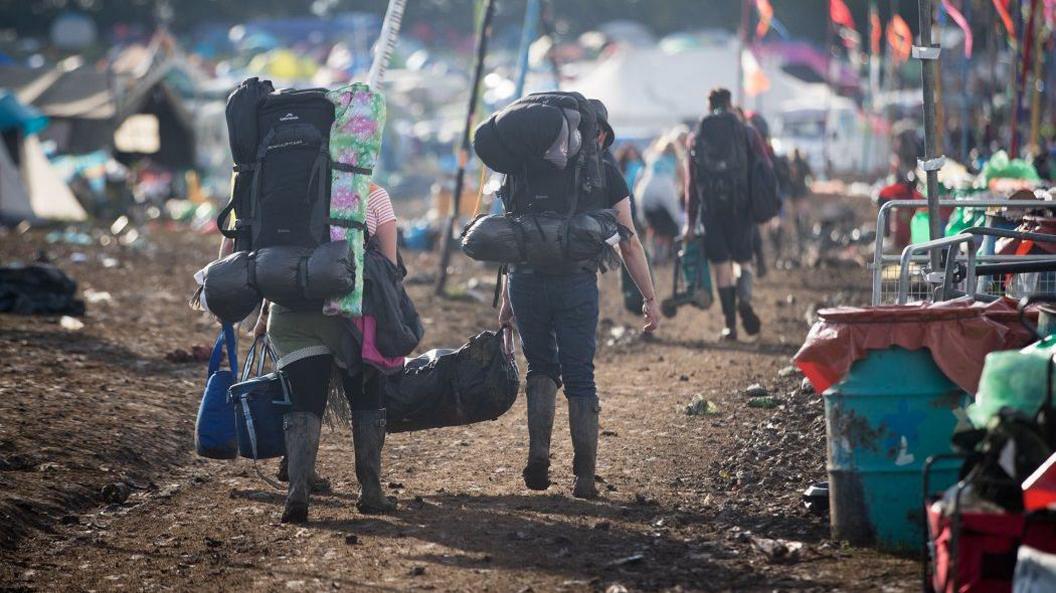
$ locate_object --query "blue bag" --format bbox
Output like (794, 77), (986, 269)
(229, 336), (292, 460)
(194, 324), (239, 459)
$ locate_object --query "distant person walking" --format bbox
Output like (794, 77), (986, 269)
(684, 88), (762, 341)
(789, 149), (813, 250)
(635, 134), (686, 263)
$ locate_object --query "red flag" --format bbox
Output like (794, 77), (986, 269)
(886, 15), (913, 64)
(755, 0), (774, 40)
(870, 6), (882, 56)
(942, 0), (974, 57)
(993, 0), (1016, 40)
(830, 0), (857, 30)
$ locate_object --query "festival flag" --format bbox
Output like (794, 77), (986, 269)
(942, 0), (974, 57)
(830, 0), (857, 30)
(886, 14), (913, 64)
(741, 48), (771, 97)
(870, 5), (882, 57)
(754, 0), (774, 40)
(993, 0), (1016, 40)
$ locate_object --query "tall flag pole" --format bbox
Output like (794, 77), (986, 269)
(367, 0), (406, 88)
(514, 0), (542, 98)
(915, 0), (946, 269)
(435, 0), (497, 296)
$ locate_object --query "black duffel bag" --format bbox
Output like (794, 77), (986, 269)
(385, 328), (519, 433)
(460, 209), (629, 270)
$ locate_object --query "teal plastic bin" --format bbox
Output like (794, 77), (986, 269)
(824, 346), (969, 553)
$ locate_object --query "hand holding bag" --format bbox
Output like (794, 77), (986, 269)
(194, 324), (239, 459)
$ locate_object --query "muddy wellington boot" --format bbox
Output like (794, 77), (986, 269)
(736, 269), (762, 337)
(568, 397), (600, 499)
(277, 456), (332, 494)
(717, 286), (739, 341)
(281, 412), (322, 524)
(352, 409), (397, 514)
(523, 375), (558, 490)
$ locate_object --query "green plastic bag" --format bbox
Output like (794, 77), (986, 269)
(945, 206), (986, 238)
(911, 210), (932, 245)
(681, 238), (713, 308)
(967, 347), (1054, 428)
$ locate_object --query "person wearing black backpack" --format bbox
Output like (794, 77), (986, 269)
(684, 88), (763, 341)
(485, 95), (660, 500)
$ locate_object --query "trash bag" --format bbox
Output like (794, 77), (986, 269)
(200, 251), (259, 324)
(385, 329), (519, 433)
(968, 348), (1055, 428)
(461, 210), (628, 269)
(0, 263), (85, 316)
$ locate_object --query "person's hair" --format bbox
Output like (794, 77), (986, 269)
(708, 87), (732, 111)
(614, 144), (642, 169)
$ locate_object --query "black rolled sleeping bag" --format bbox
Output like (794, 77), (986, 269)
(385, 330), (520, 433)
(473, 103), (565, 174)
(201, 241), (356, 318)
(201, 251), (259, 324)
(460, 209), (629, 269)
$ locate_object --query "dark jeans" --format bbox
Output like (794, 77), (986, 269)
(508, 271), (599, 400)
(283, 356), (383, 417)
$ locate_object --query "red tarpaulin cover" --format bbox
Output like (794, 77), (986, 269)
(794, 297), (1038, 395)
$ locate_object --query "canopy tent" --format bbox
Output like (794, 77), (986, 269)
(0, 140), (33, 222)
(566, 44), (834, 139)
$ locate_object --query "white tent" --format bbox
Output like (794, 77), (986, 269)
(567, 44), (833, 138)
(0, 140), (34, 222)
(2, 134), (88, 222)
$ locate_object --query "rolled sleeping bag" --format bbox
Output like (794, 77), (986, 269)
(254, 240), (356, 309)
(461, 210), (628, 268)
(473, 103), (564, 174)
(460, 215), (527, 264)
(201, 251), (260, 324)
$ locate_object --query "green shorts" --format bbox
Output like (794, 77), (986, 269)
(266, 305), (358, 369)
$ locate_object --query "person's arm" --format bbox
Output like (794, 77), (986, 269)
(374, 219), (398, 264)
(614, 197), (659, 332)
(498, 276), (514, 327)
(219, 236), (234, 259)
(253, 300), (269, 336)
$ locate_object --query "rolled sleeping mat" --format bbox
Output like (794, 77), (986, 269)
(201, 251), (260, 324)
(254, 240), (357, 309)
(472, 103), (564, 174)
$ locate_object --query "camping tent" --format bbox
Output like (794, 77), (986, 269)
(566, 44), (834, 138)
(0, 136), (86, 223)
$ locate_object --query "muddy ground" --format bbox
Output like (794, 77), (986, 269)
(0, 196), (917, 592)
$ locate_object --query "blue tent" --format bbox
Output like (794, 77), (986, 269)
(0, 92), (48, 135)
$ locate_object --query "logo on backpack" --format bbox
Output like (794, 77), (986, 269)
(279, 112), (299, 122)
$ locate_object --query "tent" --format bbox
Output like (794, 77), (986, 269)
(566, 44), (834, 139)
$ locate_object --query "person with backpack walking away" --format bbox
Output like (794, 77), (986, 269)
(233, 182), (400, 523)
(684, 88), (763, 342)
(477, 93), (659, 500)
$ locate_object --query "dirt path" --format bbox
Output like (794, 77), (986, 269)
(0, 212), (917, 592)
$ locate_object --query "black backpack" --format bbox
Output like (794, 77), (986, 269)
(690, 111), (749, 213)
(218, 80), (336, 252)
(474, 91), (606, 216)
(748, 148), (781, 223)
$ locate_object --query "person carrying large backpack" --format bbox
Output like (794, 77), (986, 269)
(478, 93), (659, 499)
(684, 88), (763, 341)
(215, 80), (403, 523)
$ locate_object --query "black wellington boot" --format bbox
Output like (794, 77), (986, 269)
(281, 412), (322, 524)
(568, 397), (600, 499)
(523, 375), (558, 491)
(353, 409), (397, 514)
(717, 286), (738, 341)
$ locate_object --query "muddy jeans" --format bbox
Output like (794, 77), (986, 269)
(508, 271), (599, 399)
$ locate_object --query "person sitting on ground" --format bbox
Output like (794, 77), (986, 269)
(684, 87), (762, 341)
(219, 182), (399, 524)
(498, 98), (660, 500)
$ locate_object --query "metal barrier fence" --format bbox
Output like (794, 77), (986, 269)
(871, 199), (1053, 305)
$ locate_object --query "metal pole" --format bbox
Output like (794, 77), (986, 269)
(916, 0), (944, 272)
(737, 0), (750, 106)
(514, 0), (541, 98)
(435, 0), (497, 296)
